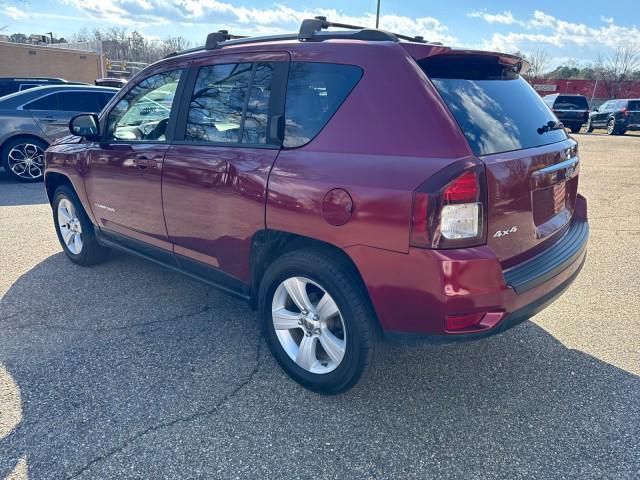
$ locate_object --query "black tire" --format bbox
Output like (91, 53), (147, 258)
(53, 185), (109, 266)
(259, 248), (379, 395)
(570, 124), (581, 134)
(1, 136), (48, 182)
(586, 118), (594, 133)
(607, 118), (617, 135)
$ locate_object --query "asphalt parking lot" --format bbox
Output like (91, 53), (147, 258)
(1, 132), (639, 479)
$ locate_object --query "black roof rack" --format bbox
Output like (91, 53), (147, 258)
(164, 17), (432, 59)
(298, 16), (427, 43)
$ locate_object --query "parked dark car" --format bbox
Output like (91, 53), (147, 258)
(542, 94), (590, 133)
(586, 98), (640, 135)
(44, 19), (589, 394)
(0, 85), (117, 182)
(95, 77), (128, 88)
(0, 77), (80, 97)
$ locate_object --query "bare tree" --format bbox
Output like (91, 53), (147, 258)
(594, 42), (640, 98)
(521, 50), (551, 81)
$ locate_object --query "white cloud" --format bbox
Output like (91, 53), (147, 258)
(468, 10), (517, 25)
(479, 10), (640, 53)
(63, 0), (457, 43)
(2, 5), (28, 20)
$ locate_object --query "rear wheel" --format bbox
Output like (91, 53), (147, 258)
(53, 185), (109, 266)
(570, 124), (581, 134)
(259, 249), (379, 394)
(1, 137), (48, 182)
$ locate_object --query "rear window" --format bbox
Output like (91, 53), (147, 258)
(554, 95), (588, 110)
(284, 63), (363, 148)
(420, 55), (567, 156)
(627, 101), (640, 110)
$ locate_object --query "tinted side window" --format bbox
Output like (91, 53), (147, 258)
(628, 100), (640, 110)
(98, 92), (115, 110)
(58, 91), (101, 112)
(105, 70), (182, 142)
(242, 63), (274, 144)
(185, 63), (252, 143)
(23, 94), (59, 110)
(284, 63), (363, 148)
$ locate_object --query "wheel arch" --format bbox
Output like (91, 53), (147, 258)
(0, 133), (49, 157)
(44, 171), (74, 204)
(250, 230), (376, 320)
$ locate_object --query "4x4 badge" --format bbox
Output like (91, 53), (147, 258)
(493, 226), (518, 238)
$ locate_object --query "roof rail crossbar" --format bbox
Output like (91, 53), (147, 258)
(298, 16), (427, 44)
(163, 17), (431, 60)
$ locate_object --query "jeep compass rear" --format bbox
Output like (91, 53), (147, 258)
(45, 18), (588, 394)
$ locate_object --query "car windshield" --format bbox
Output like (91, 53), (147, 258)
(554, 96), (588, 110)
(420, 55), (567, 156)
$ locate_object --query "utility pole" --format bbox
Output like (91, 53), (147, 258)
(376, 0), (381, 28)
(46, 31), (53, 44)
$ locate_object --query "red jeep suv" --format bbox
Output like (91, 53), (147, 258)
(44, 18), (589, 394)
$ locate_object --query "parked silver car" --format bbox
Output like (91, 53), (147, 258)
(0, 85), (117, 182)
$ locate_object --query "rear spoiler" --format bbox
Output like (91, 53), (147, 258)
(401, 45), (530, 74)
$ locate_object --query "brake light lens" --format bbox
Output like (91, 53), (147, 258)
(411, 159), (487, 249)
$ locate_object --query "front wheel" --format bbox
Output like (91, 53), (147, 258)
(607, 118), (617, 135)
(570, 124), (582, 134)
(53, 185), (109, 266)
(259, 249), (379, 394)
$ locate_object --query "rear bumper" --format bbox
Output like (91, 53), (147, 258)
(347, 195), (589, 336)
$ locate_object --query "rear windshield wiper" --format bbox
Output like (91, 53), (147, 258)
(537, 120), (564, 135)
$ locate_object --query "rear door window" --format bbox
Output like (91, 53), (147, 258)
(58, 91), (101, 112)
(554, 96), (588, 110)
(23, 94), (59, 110)
(185, 62), (275, 145)
(284, 62), (363, 148)
(420, 55), (567, 156)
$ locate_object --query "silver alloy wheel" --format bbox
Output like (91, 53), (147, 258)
(57, 198), (83, 255)
(272, 276), (346, 374)
(7, 143), (45, 180)
(607, 119), (615, 134)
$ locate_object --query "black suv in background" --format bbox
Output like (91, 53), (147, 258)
(0, 77), (79, 97)
(542, 94), (590, 133)
(586, 99), (640, 135)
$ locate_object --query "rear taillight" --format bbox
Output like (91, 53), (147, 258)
(411, 159), (487, 249)
(622, 107), (630, 117)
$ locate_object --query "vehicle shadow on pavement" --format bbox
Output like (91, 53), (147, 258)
(0, 171), (48, 207)
(1, 252), (638, 479)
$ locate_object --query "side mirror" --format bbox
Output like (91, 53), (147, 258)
(592, 107), (599, 112)
(69, 114), (100, 140)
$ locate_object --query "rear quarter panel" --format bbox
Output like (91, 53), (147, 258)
(267, 43), (472, 253)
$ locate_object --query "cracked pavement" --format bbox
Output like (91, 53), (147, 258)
(1, 133), (639, 479)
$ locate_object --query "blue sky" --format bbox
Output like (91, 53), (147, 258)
(1, 0), (639, 66)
